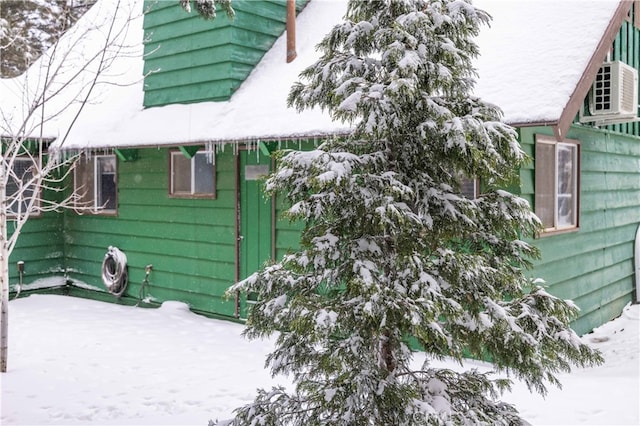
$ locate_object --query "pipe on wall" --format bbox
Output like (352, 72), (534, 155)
(635, 224), (640, 303)
(234, 151), (241, 318)
(286, 0), (297, 63)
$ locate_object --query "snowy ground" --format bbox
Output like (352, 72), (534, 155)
(1, 294), (638, 425)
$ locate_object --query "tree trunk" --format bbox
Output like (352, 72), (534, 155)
(380, 329), (396, 376)
(0, 160), (8, 373)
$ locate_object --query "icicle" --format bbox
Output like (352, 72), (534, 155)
(206, 141), (214, 164)
(50, 148), (61, 165)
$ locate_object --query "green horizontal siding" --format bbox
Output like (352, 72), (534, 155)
(7, 177), (66, 288)
(8, 212), (65, 290)
(520, 125), (640, 335)
(274, 193), (303, 261)
(62, 148), (238, 317)
(142, 0), (308, 107)
(272, 141), (317, 261)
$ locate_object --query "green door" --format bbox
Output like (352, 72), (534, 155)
(239, 149), (273, 318)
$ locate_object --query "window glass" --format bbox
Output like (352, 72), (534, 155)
(535, 136), (579, 232)
(556, 144), (577, 227)
(170, 150), (215, 198)
(194, 152), (214, 194)
(7, 157), (37, 216)
(535, 142), (555, 228)
(74, 154), (116, 213)
(461, 178), (477, 199)
(171, 153), (191, 194)
(74, 158), (94, 207)
(97, 156), (117, 210)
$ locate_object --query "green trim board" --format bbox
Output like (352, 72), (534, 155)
(178, 145), (201, 159)
(115, 149), (138, 162)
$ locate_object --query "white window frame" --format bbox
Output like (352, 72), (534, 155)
(535, 135), (579, 233)
(73, 154), (117, 214)
(169, 150), (216, 199)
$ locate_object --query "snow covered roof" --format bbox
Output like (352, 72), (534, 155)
(0, 0), (143, 148)
(0, 0), (630, 150)
(474, 0), (628, 139)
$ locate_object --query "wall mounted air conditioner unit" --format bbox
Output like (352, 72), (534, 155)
(580, 61), (639, 125)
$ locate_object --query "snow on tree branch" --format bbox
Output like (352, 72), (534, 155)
(219, 0), (603, 424)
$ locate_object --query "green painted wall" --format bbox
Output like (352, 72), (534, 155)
(143, 0), (308, 107)
(11, 128), (639, 337)
(8, 211), (65, 290)
(519, 125), (640, 336)
(58, 145), (309, 320)
(62, 148), (238, 317)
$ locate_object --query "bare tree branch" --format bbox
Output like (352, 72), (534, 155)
(0, 0), (143, 373)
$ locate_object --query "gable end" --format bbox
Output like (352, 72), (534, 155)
(556, 1), (635, 139)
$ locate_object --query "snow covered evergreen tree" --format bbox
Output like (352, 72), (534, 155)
(219, 0), (603, 424)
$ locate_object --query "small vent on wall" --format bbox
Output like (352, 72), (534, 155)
(580, 61), (639, 125)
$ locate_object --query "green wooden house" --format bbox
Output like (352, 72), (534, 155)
(4, 0), (640, 336)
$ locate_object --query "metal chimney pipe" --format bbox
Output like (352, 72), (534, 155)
(286, 0), (297, 63)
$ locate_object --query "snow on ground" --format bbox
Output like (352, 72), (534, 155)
(1, 294), (638, 425)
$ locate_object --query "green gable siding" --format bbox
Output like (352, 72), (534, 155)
(595, 2), (640, 137)
(520, 125), (640, 335)
(143, 0), (308, 107)
(62, 148), (238, 317)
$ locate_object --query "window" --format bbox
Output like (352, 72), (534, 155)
(6, 157), (38, 216)
(461, 177), (479, 199)
(74, 154), (117, 213)
(170, 150), (215, 198)
(535, 135), (579, 232)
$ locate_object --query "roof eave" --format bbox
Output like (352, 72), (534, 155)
(555, 0), (633, 140)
